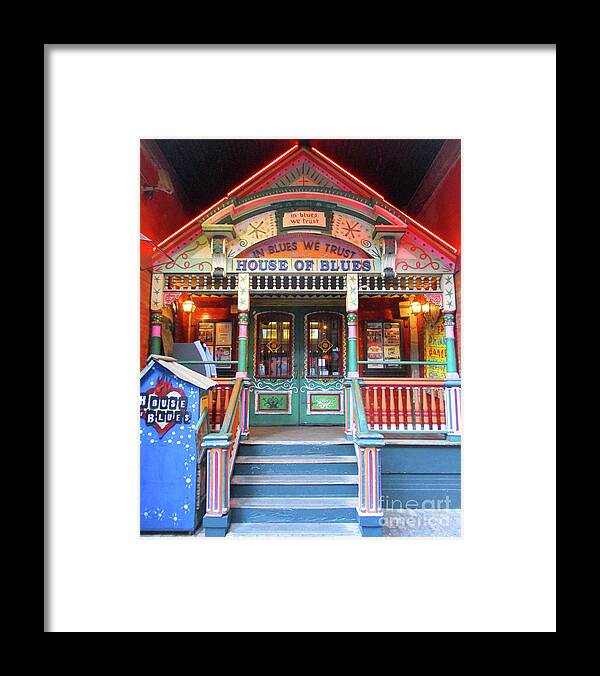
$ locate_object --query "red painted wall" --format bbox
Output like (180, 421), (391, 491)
(413, 158), (461, 253)
(140, 145), (191, 245)
(412, 157), (461, 373)
(140, 143), (191, 369)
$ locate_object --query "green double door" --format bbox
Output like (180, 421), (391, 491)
(248, 306), (346, 426)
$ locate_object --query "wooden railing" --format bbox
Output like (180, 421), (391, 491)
(361, 378), (446, 432)
(346, 378), (385, 530)
(208, 380), (235, 432)
(202, 377), (249, 523)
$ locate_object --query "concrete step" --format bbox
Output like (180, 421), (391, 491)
(236, 454), (356, 463)
(230, 496), (357, 523)
(231, 484), (358, 498)
(231, 497), (357, 508)
(238, 443), (353, 456)
(231, 474), (358, 485)
(225, 522), (361, 537)
(234, 454), (358, 476)
(231, 474), (358, 497)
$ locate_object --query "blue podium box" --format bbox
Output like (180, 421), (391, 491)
(140, 356), (216, 534)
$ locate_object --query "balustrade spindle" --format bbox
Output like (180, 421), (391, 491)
(422, 388), (430, 430)
(388, 386), (395, 430)
(404, 388), (412, 429)
(414, 387), (423, 430)
(430, 388), (439, 429)
(397, 386), (405, 429)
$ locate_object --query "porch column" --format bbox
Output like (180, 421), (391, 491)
(149, 272), (164, 355)
(444, 311), (459, 379)
(356, 435), (385, 536)
(236, 273), (250, 439)
(346, 273), (359, 378)
(345, 275), (359, 438)
(236, 273), (250, 376)
(202, 440), (232, 537)
(441, 273), (461, 441)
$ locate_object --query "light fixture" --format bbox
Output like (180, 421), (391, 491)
(421, 302), (430, 314)
(181, 300), (196, 343)
(411, 301), (422, 314)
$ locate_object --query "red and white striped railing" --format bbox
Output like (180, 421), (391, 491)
(361, 378), (447, 432)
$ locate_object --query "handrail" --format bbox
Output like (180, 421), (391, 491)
(195, 407), (209, 434)
(195, 406), (210, 462)
(202, 377), (248, 529)
(347, 377), (384, 527)
(349, 378), (372, 437)
(348, 378), (384, 447)
(218, 377), (244, 438)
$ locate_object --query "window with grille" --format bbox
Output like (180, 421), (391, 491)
(255, 313), (293, 379)
(306, 313), (343, 378)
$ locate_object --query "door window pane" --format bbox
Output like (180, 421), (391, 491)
(256, 313), (293, 379)
(306, 313), (343, 377)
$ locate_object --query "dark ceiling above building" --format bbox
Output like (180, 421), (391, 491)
(149, 139), (449, 217)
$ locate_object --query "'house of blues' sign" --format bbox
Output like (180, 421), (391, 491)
(230, 258), (380, 274)
(140, 374), (192, 436)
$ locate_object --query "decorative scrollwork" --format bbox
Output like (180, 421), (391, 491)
(251, 378), (299, 394)
(399, 245), (441, 271)
(300, 378), (344, 392)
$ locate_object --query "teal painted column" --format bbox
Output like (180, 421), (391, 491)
(236, 312), (249, 378)
(149, 310), (162, 356)
(443, 311), (461, 441)
(444, 312), (459, 378)
(346, 311), (359, 378)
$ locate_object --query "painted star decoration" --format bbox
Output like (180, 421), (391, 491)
(340, 219), (361, 240)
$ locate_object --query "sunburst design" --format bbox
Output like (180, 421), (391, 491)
(340, 219), (361, 240)
(246, 220), (266, 239)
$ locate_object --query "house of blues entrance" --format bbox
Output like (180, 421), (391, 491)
(148, 147), (460, 443)
(145, 146), (462, 535)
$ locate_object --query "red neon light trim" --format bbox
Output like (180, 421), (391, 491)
(157, 196), (228, 248)
(158, 144), (299, 248)
(311, 146), (457, 254)
(310, 146), (386, 201)
(391, 205), (459, 254)
(226, 144), (299, 196)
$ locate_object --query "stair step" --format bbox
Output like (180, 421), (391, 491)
(236, 455), (356, 464)
(225, 522), (361, 537)
(231, 497), (356, 509)
(231, 484), (358, 498)
(231, 474), (358, 485)
(239, 443), (352, 456)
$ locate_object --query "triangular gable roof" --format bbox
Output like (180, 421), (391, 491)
(156, 145), (458, 258)
(141, 355), (217, 390)
(232, 146), (374, 199)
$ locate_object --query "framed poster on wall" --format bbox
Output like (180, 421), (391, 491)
(366, 322), (384, 368)
(215, 322), (233, 346)
(197, 322), (215, 345)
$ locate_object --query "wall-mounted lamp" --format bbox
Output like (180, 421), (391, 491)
(411, 300), (422, 314)
(182, 300), (196, 342)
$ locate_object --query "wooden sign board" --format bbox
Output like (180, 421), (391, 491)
(282, 211), (326, 228)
